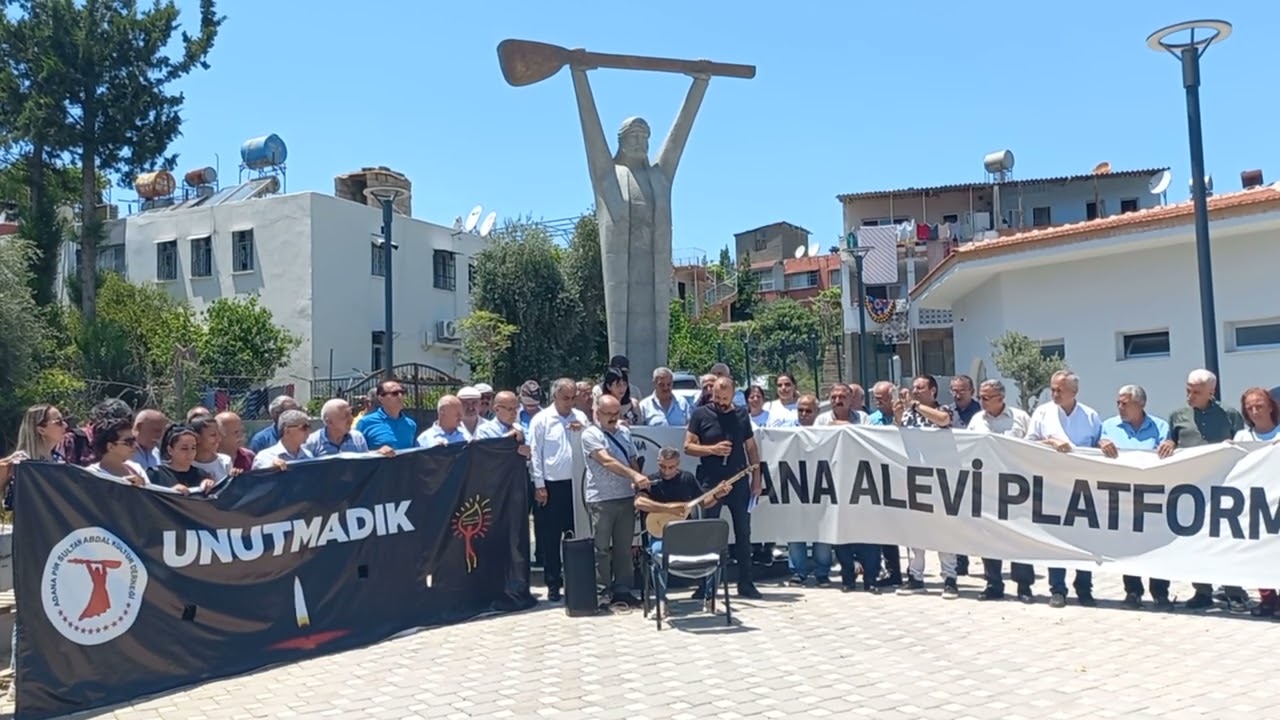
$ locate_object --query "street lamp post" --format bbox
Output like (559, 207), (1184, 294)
(841, 237), (873, 394)
(1148, 19), (1232, 397)
(366, 187), (406, 380)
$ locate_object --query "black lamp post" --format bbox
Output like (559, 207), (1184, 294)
(366, 187), (405, 380)
(1147, 19), (1232, 397)
(842, 237), (873, 395)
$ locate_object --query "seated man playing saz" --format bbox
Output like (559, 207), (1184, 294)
(634, 447), (732, 612)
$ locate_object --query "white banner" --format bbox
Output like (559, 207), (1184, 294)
(569, 426), (1280, 588)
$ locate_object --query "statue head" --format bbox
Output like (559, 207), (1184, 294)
(616, 116), (650, 162)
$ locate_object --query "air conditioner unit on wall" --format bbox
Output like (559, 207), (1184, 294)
(435, 319), (460, 343)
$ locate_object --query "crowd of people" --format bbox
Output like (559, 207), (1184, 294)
(2, 359), (1278, 645)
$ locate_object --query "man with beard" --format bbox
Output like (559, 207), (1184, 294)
(684, 376), (763, 599)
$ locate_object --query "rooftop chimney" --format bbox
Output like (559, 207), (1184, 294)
(334, 166), (412, 216)
(1241, 169), (1264, 189)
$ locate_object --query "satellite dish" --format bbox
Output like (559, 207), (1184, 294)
(1148, 169), (1172, 195)
(452, 216), (464, 231)
(464, 205), (483, 233)
(478, 211), (497, 238)
(793, 245), (806, 259)
(1092, 161), (1112, 175)
(807, 242), (821, 257)
(1189, 175), (1214, 193)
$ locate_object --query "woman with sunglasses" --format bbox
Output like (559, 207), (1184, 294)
(146, 424), (216, 495)
(0, 404), (69, 506)
(85, 416), (148, 487)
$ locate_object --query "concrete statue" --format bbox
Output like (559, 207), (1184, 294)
(497, 39), (755, 389)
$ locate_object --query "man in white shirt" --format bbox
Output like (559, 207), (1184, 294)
(640, 367), (692, 426)
(967, 379), (1034, 602)
(815, 384), (867, 425)
(253, 410), (316, 470)
(1025, 370), (1102, 609)
(417, 395), (472, 448)
(528, 378), (589, 602)
(457, 386), (484, 438)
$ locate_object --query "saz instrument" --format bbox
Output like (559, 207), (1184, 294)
(644, 465), (755, 539)
(497, 39), (757, 88)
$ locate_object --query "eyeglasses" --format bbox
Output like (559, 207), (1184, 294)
(41, 417), (66, 427)
(115, 437), (138, 447)
(381, 389), (405, 397)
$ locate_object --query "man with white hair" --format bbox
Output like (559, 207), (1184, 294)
(1098, 384), (1172, 610)
(528, 378), (589, 601)
(640, 367), (691, 426)
(969, 379), (1034, 602)
(1026, 370), (1102, 609)
(305, 398), (375, 457)
(458, 386), (483, 437)
(417, 395), (471, 447)
(252, 409), (315, 470)
(250, 395), (299, 453)
(1161, 368), (1247, 611)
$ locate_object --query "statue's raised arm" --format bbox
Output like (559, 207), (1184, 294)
(570, 67), (617, 192)
(655, 74), (710, 183)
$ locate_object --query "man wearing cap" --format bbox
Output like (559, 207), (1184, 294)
(458, 386), (484, 437)
(474, 383), (495, 420)
(518, 381), (543, 432)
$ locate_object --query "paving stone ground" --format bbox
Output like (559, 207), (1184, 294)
(9, 569), (1280, 719)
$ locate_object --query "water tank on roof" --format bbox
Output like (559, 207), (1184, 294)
(983, 150), (1015, 174)
(134, 171), (176, 199)
(184, 166), (217, 187)
(240, 134), (288, 169)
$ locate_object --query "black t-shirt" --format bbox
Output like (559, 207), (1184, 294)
(645, 470), (702, 504)
(147, 465), (208, 490)
(687, 404), (754, 486)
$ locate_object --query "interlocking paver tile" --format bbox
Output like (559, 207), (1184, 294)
(11, 572), (1280, 719)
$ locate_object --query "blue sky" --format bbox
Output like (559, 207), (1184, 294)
(160, 1), (1275, 258)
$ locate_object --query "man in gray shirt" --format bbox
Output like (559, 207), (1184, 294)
(582, 395), (649, 608)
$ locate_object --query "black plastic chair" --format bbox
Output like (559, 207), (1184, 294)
(640, 518), (731, 630)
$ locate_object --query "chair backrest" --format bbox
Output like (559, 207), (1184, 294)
(661, 518), (729, 557)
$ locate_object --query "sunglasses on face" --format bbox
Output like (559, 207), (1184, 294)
(115, 436), (138, 447)
(381, 389), (405, 397)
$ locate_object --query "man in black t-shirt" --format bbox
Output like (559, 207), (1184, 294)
(684, 376), (763, 599)
(636, 446), (731, 600)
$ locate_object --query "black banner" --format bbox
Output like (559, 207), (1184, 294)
(12, 438), (535, 719)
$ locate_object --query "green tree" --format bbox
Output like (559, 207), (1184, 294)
(560, 213), (607, 377)
(751, 298), (820, 376)
(730, 252), (759, 322)
(667, 298), (720, 373)
(0, 237), (50, 439)
(990, 330), (1067, 411)
(472, 219), (581, 389)
(812, 286), (845, 382)
(89, 273), (202, 388)
(459, 310), (517, 384)
(197, 295), (299, 384)
(48, 0), (223, 323)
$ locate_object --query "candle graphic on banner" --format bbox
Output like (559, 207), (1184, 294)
(293, 577), (310, 629)
(269, 575), (350, 652)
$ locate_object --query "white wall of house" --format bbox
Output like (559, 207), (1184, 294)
(947, 215), (1280, 418)
(65, 191), (484, 403)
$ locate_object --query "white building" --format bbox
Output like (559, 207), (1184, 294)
(910, 182), (1280, 417)
(61, 181), (487, 403)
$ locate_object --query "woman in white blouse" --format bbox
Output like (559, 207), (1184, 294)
(86, 416), (148, 486)
(746, 385), (770, 427)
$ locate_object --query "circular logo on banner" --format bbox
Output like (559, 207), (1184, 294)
(41, 526), (148, 646)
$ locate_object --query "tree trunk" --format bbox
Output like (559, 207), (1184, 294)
(79, 150), (98, 322)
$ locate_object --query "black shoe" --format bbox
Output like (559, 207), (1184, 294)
(1228, 598), (1249, 614)
(896, 578), (926, 595)
(876, 574), (902, 588)
(1076, 591), (1097, 608)
(787, 575), (806, 587)
(613, 592), (641, 608)
(978, 588), (1005, 601)
(1184, 593), (1214, 610)
(1152, 595), (1174, 612)
(1122, 593), (1142, 609)
(1251, 602), (1277, 617)
(815, 576), (832, 587)
(941, 578), (960, 599)
(841, 584), (856, 593)
(862, 584), (881, 594)
(1049, 592), (1066, 608)
(1016, 584), (1034, 603)
(737, 584), (763, 600)
(547, 588), (562, 602)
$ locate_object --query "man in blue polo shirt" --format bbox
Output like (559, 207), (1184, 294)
(1098, 383), (1171, 611)
(355, 379), (418, 450)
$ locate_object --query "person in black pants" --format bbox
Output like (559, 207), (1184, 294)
(684, 376), (763, 599)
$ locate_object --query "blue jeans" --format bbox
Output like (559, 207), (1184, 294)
(835, 544), (883, 589)
(1047, 567), (1092, 596)
(787, 542), (833, 579)
(649, 540), (714, 598)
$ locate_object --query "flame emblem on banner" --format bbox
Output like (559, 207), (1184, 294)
(451, 494), (492, 573)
